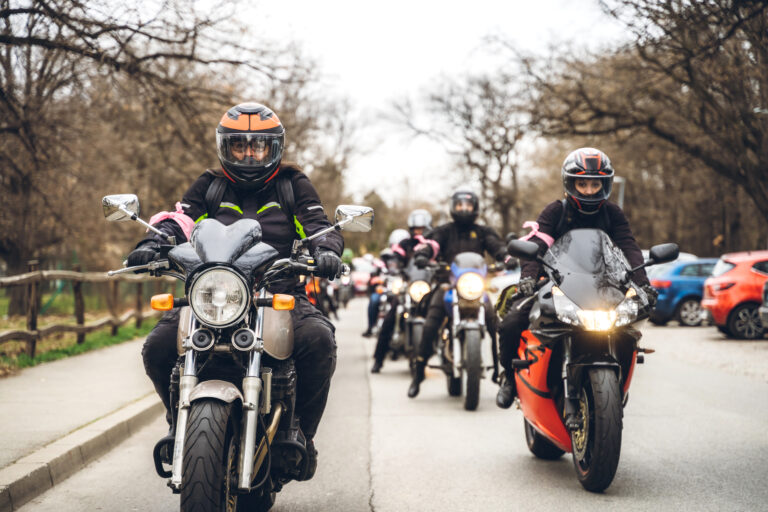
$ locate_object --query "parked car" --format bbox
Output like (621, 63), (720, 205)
(701, 250), (768, 339)
(759, 281), (768, 328)
(350, 256), (376, 295)
(649, 258), (718, 326)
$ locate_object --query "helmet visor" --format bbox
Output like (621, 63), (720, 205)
(216, 132), (283, 173)
(452, 198), (475, 213)
(564, 175), (612, 203)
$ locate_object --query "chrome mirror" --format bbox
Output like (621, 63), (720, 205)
(102, 194), (140, 221)
(334, 205), (374, 233)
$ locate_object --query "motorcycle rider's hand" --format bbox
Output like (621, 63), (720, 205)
(414, 255), (429, 269)
(641, 283), (659, 307)
(504, 256), (519, 270)
(126, 240), (161, 268)
(315, 250), (342, 280)
(518, 276), (537, 297)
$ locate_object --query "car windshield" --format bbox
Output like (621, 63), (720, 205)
(711, 259), (735, 277)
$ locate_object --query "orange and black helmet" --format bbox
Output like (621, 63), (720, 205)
(561, 147), (614, 214)
(216, 103), (285, 191)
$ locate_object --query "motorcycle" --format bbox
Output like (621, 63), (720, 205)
(504, 229), (678, 492)
(434, 253), (501, 411)
(102, 194), (373, 511)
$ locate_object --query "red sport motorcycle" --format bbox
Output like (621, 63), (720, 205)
(504, 229), (678, 492)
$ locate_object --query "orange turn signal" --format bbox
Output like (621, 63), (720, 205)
(272, 294), (295, 311)
(151, 293), (174, 311)
(375, 285), (385, 294)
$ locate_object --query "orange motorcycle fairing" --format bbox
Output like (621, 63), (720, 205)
(623, 349), (638, 394)
(515, 330), (572, 452)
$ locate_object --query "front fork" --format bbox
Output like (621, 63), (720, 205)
(450, 294), (485, 378)
(170, 316), (199, 490)
(562, 337), (580, 431)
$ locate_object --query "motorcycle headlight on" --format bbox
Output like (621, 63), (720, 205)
(456, 272), (485, 301)
(408, 280), (431, 302)
(552, 286), (639, 331)
(391, 277), (405, 295)
(189, 268), (250, 328)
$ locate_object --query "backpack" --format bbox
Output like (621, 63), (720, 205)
(204, 173), (296, 225)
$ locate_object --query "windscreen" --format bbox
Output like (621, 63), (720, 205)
(190, 218), (263, 264)
(543, 229), (629, 309)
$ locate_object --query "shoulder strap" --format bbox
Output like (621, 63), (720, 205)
(205, 176), (228, 216)
(275, 172), (295, 222)
(555, 199), (569, 237)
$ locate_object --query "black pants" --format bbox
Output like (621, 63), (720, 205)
(141, 294), (337, 440)
(417, 287), (497, 362)
(373, 296), (399, 363)
(497, 297), (534, 374)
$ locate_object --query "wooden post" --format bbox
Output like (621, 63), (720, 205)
(25, 260), (39, 358)
(135, 281), (143, 328)
(73, 265), (86, 344)
(111, 281), (119, 335)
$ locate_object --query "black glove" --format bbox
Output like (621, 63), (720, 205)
(315, 250), (342, 280)
(504, 256), (519, 270)
(126, 240), (161, 267)
(641, 284), (659, 307)
(518, 276), (536, 297)
(414, 255), (429, 269)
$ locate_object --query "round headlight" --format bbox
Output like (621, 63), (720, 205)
(391, 277), (405, 295)
(189, 268), (250, 327)
(456, 272), (485, 301)
(408, 280), (431, 302)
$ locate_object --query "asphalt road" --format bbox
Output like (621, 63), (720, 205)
(20, 299), (768, 511)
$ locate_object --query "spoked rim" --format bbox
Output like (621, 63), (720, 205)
(571, 388), (591, 467)
(734, 306), (762, 338)
(678, 300), (702, 326)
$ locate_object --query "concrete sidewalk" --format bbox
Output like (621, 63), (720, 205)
(0, 338), (163, 512)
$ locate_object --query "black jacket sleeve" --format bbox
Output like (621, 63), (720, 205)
(606, 203), (649, 286)
(520, 201), (563, 280)
(481, 225), (507, 261)
(291, 172), (344, 256)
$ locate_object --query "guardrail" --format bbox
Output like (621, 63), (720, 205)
(0, 261), (173, 357)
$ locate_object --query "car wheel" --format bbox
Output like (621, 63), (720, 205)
(727, 304), (765, 340)
(675, 298), (703, 327)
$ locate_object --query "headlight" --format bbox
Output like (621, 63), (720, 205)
(615, 287), (640, 327)
(456, 272), (485, 300)
(391, 277), (405, 295)
(341, 275), (351, 285)
(409, 280), (431, 302)
(552, 286), (620, 332)
(189, 268), (250, 327)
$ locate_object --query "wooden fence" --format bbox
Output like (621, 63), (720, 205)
(0, 261), (174, 358)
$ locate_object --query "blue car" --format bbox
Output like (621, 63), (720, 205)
(649, 258), (718, 326)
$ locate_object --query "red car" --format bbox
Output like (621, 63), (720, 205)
(701, 250), (768, 339)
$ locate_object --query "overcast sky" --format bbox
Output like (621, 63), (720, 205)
(261, 1), (628, 205)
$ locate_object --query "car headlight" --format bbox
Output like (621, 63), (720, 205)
(409, 280), (431, 302)
(189, 268), (250, 327)
(456, 272), (485, 300)
(391, 277), (405, 295)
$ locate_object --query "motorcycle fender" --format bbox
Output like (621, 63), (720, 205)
(567, 358), (621, 398)
(456, 321), (481, 336)
(189, 379), (243, 404)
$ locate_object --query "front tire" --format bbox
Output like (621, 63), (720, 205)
(524, 419), (564, 460)
(675, 298), (703, 326)
(727, 304), (764, 339)
(181, 399), (236, 511)
(462, 330), (482, 411)
(570, 368), (622, 493)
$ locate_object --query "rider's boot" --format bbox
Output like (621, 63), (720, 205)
(408, 361), (425, 398)
(305, 438), (318, 480)
(371, 359), (383, 373)
(496, 371), (516, 409)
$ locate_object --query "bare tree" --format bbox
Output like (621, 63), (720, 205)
(393, 73), (528, 235)
(518, 0), (768, 225)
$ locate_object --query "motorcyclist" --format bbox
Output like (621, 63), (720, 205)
(495, 147), (657, 409)
(127, 102), (343, 478)
(371, 211), (439, 373)
(407, 190), (512, 398)
(362, 253), (384, 337)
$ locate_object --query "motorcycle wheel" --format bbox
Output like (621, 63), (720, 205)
(524, 418), (564, 460)
(408, 323), (424, 359)
(462, 330), (482, 411)
(181, 399), (238, 511)
(571, 368), (622, 493)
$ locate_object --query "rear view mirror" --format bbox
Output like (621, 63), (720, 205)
(506, 240), (540, 261)
(335, 205), (374, 233)
(102, 194), (140, 221)
(649, 243), (679, 264)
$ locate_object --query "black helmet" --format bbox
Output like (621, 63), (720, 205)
(561, 147), (614, 214)
(216, 102), (285, 191)
(450, 189), (479, 226)
(407, 209), (432, 234)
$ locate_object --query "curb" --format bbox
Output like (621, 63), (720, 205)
(0, 394), (162, 512)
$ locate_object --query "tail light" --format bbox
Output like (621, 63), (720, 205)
(650, 279), (671, 289)
(712, 282), (735, 292)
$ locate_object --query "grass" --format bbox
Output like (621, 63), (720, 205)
(0, 317), (157, 377)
